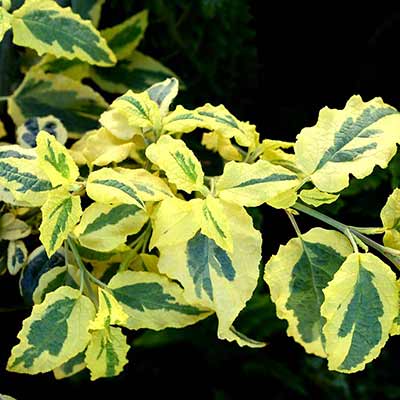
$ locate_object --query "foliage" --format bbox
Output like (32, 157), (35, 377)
(2, 0), (400, 387)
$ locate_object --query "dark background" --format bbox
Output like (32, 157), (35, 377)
(2, 1), (400, 398)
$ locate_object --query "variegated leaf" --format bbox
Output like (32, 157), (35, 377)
(71, 0), (105, 27)
(11, 0), (116, 66)
(7, 239), (28, 275)
(216, 160), (299, 208)
(8, 71), (108, 137)
(146, 135), (205, 193)
(0, 118), (7, 138)
(17, 115), (68, 148)
(295, 95), (400, 193)
(85, 326), (129, 380)
(36, 130), (79, 186)
(101, 10), (148, 60)
(75, 202), (148, 252)
(147, 77), (179, 117)
(53, 350), (86, 379)
(202, 131), (242, 161)
(157, 202), (262, 344)
(7, 286), (96, 374)
(86, 168), (144, 208)
(32, 265), (68, 304)
(100, 89), (160, 141)
(321, 253), (398, 373)
(265, 228), (352, 357)
(91, 51), (177, 94)
(0, 6), (11, 41)
(39, 189), (82, 256)
(380, 189), (400, 249)
(0, 213), (31, 241)
(109, 271), (211, 330)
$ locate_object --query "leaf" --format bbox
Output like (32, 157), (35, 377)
(196, 103), (259, 148)
(7, 286), (96, 374)
(8, 71), (108, 137)
(0, 213), (31, 241)
(0, 7), (11, 41)
(91, 51), (177, 94)
(321, 253), (398, 373)
(89, 287), (128, 330)
(299, 188), (339, 207)
(53, 350), (86, 379)
(69, 127), (134, 167)
(147, 77), (179, 117)
(16, 115), (68, 148)
(260, 139), (299, 172)
(194, 196), (233, 253)
(32, 265), (68, 304)
(11, 0), (116, 66)
(36, 131), (79, 186)
(71, 0), (105, 27)
(0, 118), (6, 138)
(129, 253), (160, 273)
(0, 240), (7, 275)
(146, 135), (205, 193)
(86, 168), (144, 208)
(19, 245), (65, 305)
(162, 105), (206, 134)
(294, 95), (400, 193)
(202, 131), (242, 161)
(157, 202), (262, 342)
(101, 10), (148, 60)
(380, 189), (400, 249)
(109, 271), (211, 330)
(99, 89), (159, 140)
(0, 155), (53, 207)
(7, 239), (27, 275)
(150, 197), (201, 249)
(74, 202), (148, 252)
(216, 160), (299, 207)
(85, 326), (129, 380)
(115, 167), (173, 201)
(39, 189), (82, 257)
(264, 228), (352, 357)
(390, 280), (400, 336)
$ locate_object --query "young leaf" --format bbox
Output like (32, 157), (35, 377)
(17, 115), (68, 148)
(202, 131), (242, 161)
(216, 160), (299, 208)
(321, 253), (398, 373)
(91, 51), (177, 94)
(109, 271), (211, 330)
(265, 228), (352, 357)
(85, 327), (129, 380)
(89, 287), (128, 330)
(147, 77), (179, 117)
(8, 71), (108, 137)
(7, 286), (96, 374)
(146, 135), (205, 193)
(69, 128), (134, 167)
(115, 167), (173, 201)
(157, 202), (261, 342)
(74, 202), (148, 252)
(36, 131), (79, 187)
(99, 90), (160, 140)
(150, 197), (201, 249)
(299, 188), (339, 207)
(101, 10), (148, 60)
(0, 213), (31, 241)
(19, 246), (65, 305)
(39, 189), (82, 257)
(260, 139), (300, 173)
(0, 7), (11, 41)
(380, 188), (400, 249)
(86, 168), (145, 208)
(53, 350), (86, 380)
(294, 95), (400, 193)
(7, 239), (27, 276)
(11, 0), (116, 66)
(32, 265), (68, 304)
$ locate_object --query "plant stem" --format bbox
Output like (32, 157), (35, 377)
(0, 96), (8, 102)
(285, 210), (302, 238)
(292, 202), (400, 269)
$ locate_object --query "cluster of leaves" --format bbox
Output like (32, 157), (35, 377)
(3, 0), (400, 384)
